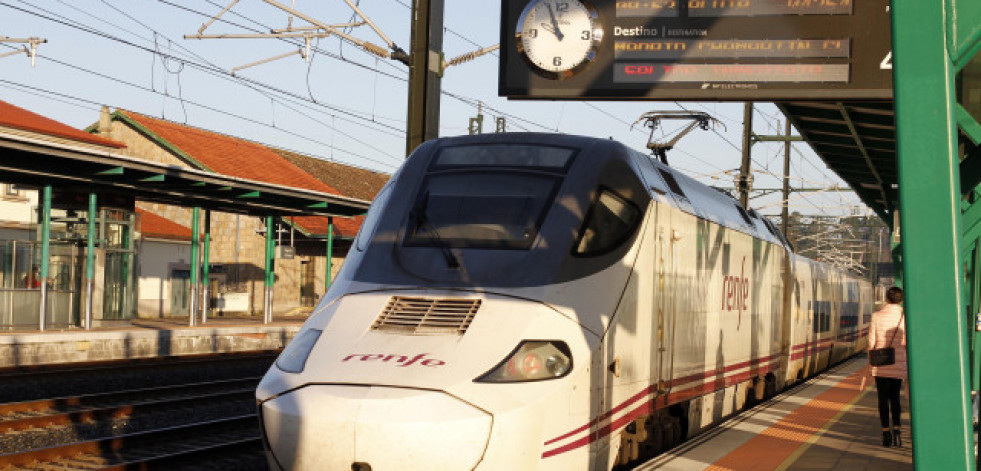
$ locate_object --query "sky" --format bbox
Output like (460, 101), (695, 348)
(0, 0), (870, 219)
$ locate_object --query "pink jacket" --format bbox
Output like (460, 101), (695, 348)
(868, 303), (907, 380)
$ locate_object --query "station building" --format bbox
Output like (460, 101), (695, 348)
(0, 100), (386, 329)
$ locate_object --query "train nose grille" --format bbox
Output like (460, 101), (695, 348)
(371, 296), (481, 335)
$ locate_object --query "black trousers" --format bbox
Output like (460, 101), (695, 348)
(875, 377), (903, 428)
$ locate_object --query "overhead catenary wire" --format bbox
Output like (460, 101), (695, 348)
(4, 0), (411, 169)
(5, 0), (408, 138)
(0, 62), (399, 171)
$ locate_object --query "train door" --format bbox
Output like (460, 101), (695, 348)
(655, 214), (678, 396)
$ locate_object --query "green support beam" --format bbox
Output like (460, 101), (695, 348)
(325, 217), (334, 292)
(85, 192), (96, 330)
(893, 1), (973, 468)
(38, 185), (51, 331)
(202, 210), (211, 325)
(96, 167), (123, 175)
(264, 216), (275, 324)
(189, 207), (200, 327)
(957, 104), (981, 144)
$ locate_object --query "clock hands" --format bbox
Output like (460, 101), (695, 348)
(544, 1), (564, 41)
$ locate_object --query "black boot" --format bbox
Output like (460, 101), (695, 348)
(892, 428), (902, 447)
(882, 431), (892, 447)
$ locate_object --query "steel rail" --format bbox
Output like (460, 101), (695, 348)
(0, 414), (259, 469)
(0, 386), (256, 434)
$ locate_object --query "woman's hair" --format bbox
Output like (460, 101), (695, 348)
(886, 286), (904, 304)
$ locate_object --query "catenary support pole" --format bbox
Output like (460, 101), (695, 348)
(85, 192), (96, 330)
(781, 119), (791, 236)
(189, 207), (199, 327)
(405, 0), (444, 156)
(38, 184), (51, 331)
(738, 102), (753, 208)
(892, 0), (972, 467)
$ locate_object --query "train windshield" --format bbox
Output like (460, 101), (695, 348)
(405, 144), (575, 250)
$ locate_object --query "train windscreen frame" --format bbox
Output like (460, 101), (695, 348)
(405, 144), (576, 250)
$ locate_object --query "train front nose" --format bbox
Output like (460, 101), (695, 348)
(261, 385), (491, 470)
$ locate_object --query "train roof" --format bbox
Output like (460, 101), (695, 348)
(640, 152), (791, 248)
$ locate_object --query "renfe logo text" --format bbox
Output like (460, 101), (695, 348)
(342, 353), (446, 367)
(722, 256), (750, 329)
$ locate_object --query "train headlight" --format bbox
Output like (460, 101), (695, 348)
(275, 328), (322, 373)
(476, 341), (572, 382)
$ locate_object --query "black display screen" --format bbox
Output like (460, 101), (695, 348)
(499, 0), (892, 100)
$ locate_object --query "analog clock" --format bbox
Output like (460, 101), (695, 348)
(515, 0), (603, 80)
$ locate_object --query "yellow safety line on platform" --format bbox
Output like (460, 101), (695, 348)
(774, 381), (869, 471)
(705, 369), (865, 471)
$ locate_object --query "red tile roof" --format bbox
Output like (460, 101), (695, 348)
(137, 208), (192, 241)
(117, 111), (362, 237)
(119, 111), (342, 195)
(0, 100), (125, 148)
(291, 215), (364, 239)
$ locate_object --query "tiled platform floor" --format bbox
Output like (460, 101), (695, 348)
(639, 358), (912, 471)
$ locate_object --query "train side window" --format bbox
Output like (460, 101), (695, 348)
(355, 183), (394, 252)
(574, 188), (641, 256)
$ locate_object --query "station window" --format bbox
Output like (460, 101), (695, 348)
(574, 188), (641, 256)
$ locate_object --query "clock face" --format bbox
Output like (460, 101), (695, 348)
(516, 0), (603, 80)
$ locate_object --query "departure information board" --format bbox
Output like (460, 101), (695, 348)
(499, 0), (892, 100)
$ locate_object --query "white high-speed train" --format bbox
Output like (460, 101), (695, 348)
(256, 133), (873, 470)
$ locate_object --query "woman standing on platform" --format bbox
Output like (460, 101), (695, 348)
(862, 286), (908, 447)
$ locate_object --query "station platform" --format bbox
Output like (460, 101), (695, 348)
(641, 357), (912, 471)
(0, 316), (304, 368)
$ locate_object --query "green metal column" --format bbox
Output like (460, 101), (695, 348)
(892, 0), (972, 467)
(201, 211), (210, 325)
(189, 207), (200, 327)
(85, 192), (96, 330)
(38, 185), (51, 331)
(969, 240), (981, 391)
(325, 217), (334, 292)
(264, 216), (274, 324)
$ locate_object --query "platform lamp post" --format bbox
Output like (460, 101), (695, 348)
(84, 192), (96, 330)
(38, 184), (51, 332)
(264, 216), (275, 324)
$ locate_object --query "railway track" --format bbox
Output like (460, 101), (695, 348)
(0, 352), (275, 470)
(0, 415), (263, 470)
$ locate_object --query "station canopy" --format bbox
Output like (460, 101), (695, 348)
(0, 104), (370, 218)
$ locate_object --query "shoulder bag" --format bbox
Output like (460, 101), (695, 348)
(869, 312), (904, 367)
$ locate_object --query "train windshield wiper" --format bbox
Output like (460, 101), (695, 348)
(411, 195), (462, 269)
